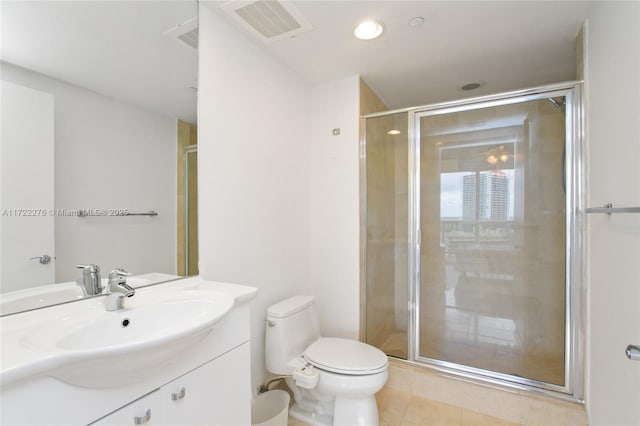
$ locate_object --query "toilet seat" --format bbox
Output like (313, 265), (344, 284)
(303, 337), (388, 376)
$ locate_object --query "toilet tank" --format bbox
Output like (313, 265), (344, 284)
(265, 295), (321, 375)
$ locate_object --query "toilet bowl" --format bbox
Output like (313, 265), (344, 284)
(265, 296), (388, 426)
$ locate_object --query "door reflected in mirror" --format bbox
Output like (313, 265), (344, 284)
(0, 1), (199, 315)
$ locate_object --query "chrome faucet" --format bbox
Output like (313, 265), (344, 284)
(75, 264), (102, 296)
(105, 268), (135, 311)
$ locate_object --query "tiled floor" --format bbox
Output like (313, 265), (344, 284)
(285, 369), (587, 426)
(384, 360), (587, 426)
(375, 386), (518, 426)
(286, 387), (516, 426)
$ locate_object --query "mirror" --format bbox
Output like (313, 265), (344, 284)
(0, 1), (198, 315)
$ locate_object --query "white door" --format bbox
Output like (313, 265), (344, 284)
(0, 81), (55, 293)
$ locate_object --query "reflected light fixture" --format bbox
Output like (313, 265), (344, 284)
(486, 145), (510, 164)
(387, 129), (401, 135)
(354, 20), (384, 40)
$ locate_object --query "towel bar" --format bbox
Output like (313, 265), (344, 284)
(585, 203), (640, 214)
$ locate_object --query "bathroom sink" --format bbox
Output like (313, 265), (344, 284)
(34, 295), (227, 351)
(16, 289), (234, 388)
(0, 283), (85, 315)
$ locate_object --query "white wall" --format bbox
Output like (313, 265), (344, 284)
(584, 2), (640, 424)
(1, 62), (177, 283)
(309, 77), (361, 339)
(198, 5), (311, 391)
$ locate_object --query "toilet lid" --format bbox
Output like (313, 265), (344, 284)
(303, 337), (388, 375)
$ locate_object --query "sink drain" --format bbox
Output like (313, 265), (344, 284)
(121, 318), (130, 327)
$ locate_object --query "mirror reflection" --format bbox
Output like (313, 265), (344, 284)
(0, 1), (198, 315)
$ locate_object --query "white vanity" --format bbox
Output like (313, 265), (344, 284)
(0, 277), (257, 425)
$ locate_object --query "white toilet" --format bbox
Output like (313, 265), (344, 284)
(265, 295), (388, 426)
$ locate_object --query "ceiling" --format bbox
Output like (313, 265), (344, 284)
(208, 0), (593, 109)
(1, 1), (198, 124)
(1, 1), (593, 121)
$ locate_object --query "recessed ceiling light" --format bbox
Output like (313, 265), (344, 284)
(387, 129), (401, 135)
(354, 20), (384, 40)
(461, 80), (486, 91)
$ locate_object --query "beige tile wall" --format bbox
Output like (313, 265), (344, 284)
(176, 119), (198, 276)
(360, 77), (388, 116)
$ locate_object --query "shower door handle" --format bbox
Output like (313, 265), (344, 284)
(625, 345), (640, 360)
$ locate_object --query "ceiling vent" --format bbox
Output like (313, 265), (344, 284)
(164, 17), (198, 50)
(221, 0), (313, 43)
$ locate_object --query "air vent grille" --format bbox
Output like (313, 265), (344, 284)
(222, 0), (313, 43)
(235, 1), (300, 39)
(177, 28), (199, 49)
(164, 17), (198, 50)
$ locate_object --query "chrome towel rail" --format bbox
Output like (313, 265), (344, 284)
(77, 210), (158, 217)
(124, 211), (158, 216)
(585, 203), (640, 214)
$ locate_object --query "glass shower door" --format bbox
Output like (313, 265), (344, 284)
(364, 112), (409, 359)
(416, 97), (568, 386)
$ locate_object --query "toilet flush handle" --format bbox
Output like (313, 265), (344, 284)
(266, 320), (276, 327)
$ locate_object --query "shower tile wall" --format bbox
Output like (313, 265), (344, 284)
(177, 120), (199, 276)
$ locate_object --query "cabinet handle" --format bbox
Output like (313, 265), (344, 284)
(133, 409), (151, 425)
(171, 387), (186, 401)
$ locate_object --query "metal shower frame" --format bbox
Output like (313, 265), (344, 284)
(359, 81), (585, 402)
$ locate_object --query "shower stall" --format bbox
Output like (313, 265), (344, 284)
(361, 82), (583, 399)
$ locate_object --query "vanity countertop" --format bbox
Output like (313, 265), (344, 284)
(157, 276), (258, 305)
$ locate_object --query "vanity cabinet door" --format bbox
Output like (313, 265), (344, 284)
(161, 342), (251, 426)
(91, 390), (161, 426)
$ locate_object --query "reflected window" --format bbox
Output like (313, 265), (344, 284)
(439, 143), (515, 251)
